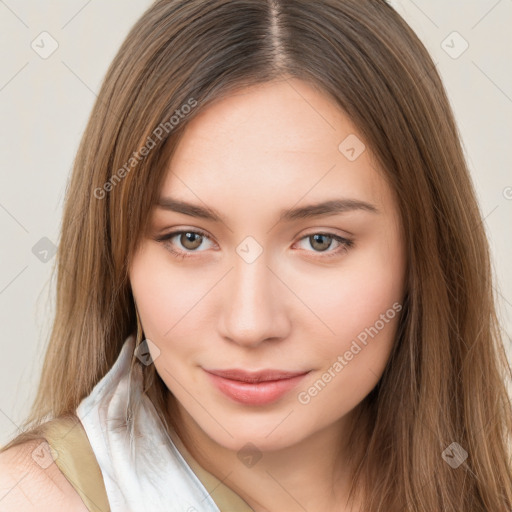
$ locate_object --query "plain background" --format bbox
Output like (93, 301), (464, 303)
(0, 0), (511, 446)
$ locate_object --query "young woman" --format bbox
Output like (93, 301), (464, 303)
(1, 1), (511, 511)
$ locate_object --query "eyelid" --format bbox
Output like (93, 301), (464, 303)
(155, 227), (354, 259)
(155, 227), (215, 251)
(298, 227), (353, 241)
(293, 232), (353, 258)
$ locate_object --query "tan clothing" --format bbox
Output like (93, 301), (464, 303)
(40, 415), (254, 512)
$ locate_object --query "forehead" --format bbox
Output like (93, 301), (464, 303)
(159, 79), (394, 220)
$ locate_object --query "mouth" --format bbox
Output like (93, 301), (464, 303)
(203, 368), (311, 405)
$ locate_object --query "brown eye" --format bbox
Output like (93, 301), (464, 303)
(179, 231), (203, 250)
(309, 234), (334, 252)
(296, 232), (354, 258)
(156, 229), (214, 259)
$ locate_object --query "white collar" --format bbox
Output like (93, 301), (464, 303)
(76, 334), (221, 512)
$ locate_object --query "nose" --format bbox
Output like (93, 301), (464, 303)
(217, 253), (291, 348)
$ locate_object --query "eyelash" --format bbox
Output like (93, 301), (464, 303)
(155, 228), (354, 261)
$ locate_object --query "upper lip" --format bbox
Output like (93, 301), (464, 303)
(203, 368), (310, 383)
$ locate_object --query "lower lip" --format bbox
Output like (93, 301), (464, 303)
(204, 371), (309, 406)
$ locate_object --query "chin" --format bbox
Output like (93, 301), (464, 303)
(204, 415), (313, 453)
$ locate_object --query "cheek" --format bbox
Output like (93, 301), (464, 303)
(296, 230), (404, 351)
(130, 260), (199, 390)
(295, 295), (403, 422)
(292, 234), (405, 417)
(130, 247), (209, 341)
(130, 248), (222, 391)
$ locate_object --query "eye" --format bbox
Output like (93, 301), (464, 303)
(294, 233), (353, 258)
(155, 229), (214, 260)
(155, 229), (354, 260)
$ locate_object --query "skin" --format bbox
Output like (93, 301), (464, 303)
(129, 77), (407, 511)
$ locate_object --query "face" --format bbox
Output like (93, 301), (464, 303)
(129, 78), (406, 453)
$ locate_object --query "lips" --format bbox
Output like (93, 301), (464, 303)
(203, 368), (310, 405)
(204, 368), (308, 383)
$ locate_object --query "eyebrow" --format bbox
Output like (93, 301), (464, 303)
(156, 197), (379, 223)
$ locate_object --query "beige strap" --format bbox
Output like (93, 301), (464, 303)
(168, 428), (255, 511)
(42, 415), (254, 512)
(40, 416), (110, 512)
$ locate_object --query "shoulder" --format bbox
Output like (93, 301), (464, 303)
(0, 438), (89, 512)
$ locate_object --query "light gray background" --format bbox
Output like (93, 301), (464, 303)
(1, 1), (511, 446)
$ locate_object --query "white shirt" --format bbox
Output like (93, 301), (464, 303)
(76, 334), (221, 512)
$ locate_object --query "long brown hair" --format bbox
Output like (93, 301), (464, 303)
(3, 0), (511, 509)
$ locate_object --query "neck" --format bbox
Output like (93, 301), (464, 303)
(166, 395), (364, 512)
